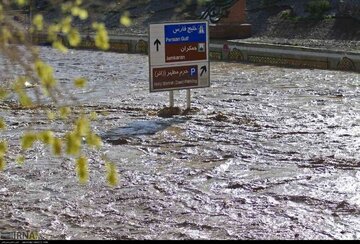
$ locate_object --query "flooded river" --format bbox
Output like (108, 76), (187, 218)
(0, 47), (360, 239)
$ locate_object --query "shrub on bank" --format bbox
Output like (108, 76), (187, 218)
(305, 0), (331, 18)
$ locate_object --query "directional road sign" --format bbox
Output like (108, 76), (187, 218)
(149, 21), (210, 92)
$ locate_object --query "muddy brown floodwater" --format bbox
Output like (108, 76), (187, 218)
(0, 46), (360, 240)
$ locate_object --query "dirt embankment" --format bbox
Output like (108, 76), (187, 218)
(244, 0), (359, 50)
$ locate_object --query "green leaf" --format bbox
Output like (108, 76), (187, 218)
(74, 77), (87, 88)
(39, 130), (54, 145)
(52, 138), (62, 156)
(0, 140), (8, 156)
(21, 133), (38, 150)
(0, 156), (6, 171)
(0, 118), (6, 130)
(32, 14), (44, 31)
(120, 12), (132, 27)
(65, 132), (81, 156)
(106, 162), (118, 187)
(76, 156), (89, 184)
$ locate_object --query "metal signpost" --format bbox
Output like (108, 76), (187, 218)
(149, 21), (210, 109)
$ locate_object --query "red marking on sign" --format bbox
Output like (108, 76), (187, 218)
(165, 42), (207, 63)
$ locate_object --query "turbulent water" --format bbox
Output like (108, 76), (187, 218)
(0, 47), (360, 240)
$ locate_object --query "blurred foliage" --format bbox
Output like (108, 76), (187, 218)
(0, 0), (209, 186)
(0, 0), (127, 186)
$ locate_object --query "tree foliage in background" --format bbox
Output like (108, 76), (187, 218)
(305, 0), (331, 18)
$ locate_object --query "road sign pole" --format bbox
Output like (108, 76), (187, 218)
(169, 91), (174, 108)
(186, 89), (191, 110)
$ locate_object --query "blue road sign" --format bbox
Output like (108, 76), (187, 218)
(165, 23), (207, 44)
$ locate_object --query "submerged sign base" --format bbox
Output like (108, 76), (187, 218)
(149, 21), (210, 92)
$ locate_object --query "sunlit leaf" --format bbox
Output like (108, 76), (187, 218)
(61, 2), (72, 13)
(32, 14), (44, 31)
(12, 77), (32, 106)
(106, 161), (118, 187)
(0, 156), (5, 171)
(78, 9), (88, 20)
(74, 77), (87, 88)
(59, 106), (71, 120)
(86, 132), (102, 149)
(34, 59), (57, 90)
(16, 0), (27, 7)
(89, 111), (98, 121)
(16, 155), (25, 165)
(65, 132), (81, 156)
(53, 40), (68, 53)
(47, 110), (56, 120)
(47, 24), (61, 41)
(0, 87), (8, 100)
(120, 12), (132, 27)
(21, 132), (38, 150)
(1, 27), (12, 44)
(0, 118), (6, 130)
(19, 92), (32, 107)
(68, 28), (81, 47)
(39, 130), (54, 145)
(75, 116), (90, 137)
(52, 138), (62, 156)
(76, 156), (89, 184)
(0, 140), (8, 156)
(92, 22), (109, 50)
(70, 6), (88, 20)
(60, 16), (72, 34)
(71, 6), (81, 16)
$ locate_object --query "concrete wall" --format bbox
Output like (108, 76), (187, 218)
(31, 33), (360, 73)
(211, 40), (360, 72)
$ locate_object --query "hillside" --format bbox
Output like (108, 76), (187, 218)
(35, 0), (360, 51)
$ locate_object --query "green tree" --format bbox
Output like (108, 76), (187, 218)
(305, 0), (331, 18)
(0, 0), (133, 186)
(0, 0), (208, 186)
